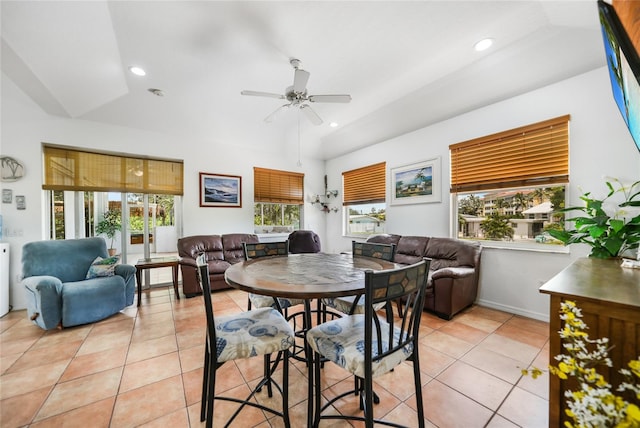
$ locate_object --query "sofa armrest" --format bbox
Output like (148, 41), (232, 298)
(114, 264), (136, 306)
(431, 266), (475, 280)
(179, 257), (197, 268)
(22, 275), (63, 329)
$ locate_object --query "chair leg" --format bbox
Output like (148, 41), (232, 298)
(395, 298), (403, 318)
(205, 359), (216, 428)
(200, 340), (210, 422)
(313, 350), (323, 428)
(282, 349), (291, 428)
(265, 354), (274, 397)
(413, 356), (425, 428)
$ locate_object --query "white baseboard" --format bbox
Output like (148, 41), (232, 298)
(476, 298), (550, 323)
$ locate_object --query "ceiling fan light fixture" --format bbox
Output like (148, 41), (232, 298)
(128, 66), (146, 76)
(474, 38), (493, 52)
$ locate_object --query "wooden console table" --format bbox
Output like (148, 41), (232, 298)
(539, 258), (640, 427)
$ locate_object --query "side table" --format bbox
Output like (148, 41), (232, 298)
(135, 256), (180, 307)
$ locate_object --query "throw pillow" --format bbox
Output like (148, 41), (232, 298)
(86, 255), (119, 279)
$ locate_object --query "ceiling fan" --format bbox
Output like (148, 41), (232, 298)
(241, 58), (351, 125)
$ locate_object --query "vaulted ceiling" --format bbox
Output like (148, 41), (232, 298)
(1, 1), (605, 160)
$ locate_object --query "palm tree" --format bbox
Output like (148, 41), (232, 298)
(531, 188), (551, 205)
(480, 213), (514, 240)
(512, 192), (531, 215)
(494, 198), (510, 215)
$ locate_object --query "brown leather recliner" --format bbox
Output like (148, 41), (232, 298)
(288, 230), (321, 253)
(367, 234), (482, 320)
(177, 233), (259, 297)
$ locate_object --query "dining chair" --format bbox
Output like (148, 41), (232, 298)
(307, 258), (430, 428)
(322, 241), (397, 315)
(196, 254), (295, 428)
(242, 241), (306, 312)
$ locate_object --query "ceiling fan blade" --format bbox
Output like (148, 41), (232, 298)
(293, 69), (310, 93)
(264, 104), (290, 123)
(300, 104), (323, 125)
(241, 90), (285, 99)
(308, 94), (352, 103)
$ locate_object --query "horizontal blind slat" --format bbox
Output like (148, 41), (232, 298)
(343, 162), (386, 205)
(450, 115), (569, 192)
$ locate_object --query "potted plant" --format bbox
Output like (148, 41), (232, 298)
(96, 209), (121, 256)
(548, 178), (640, 259)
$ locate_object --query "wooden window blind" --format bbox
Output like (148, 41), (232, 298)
(342, 161), (386, 205)
(449, 115), (570, 193)
(253, 167), (304, 204)
(43, 145), (184, 195)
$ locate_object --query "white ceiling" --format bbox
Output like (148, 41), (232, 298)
(1, 1), (605, 160)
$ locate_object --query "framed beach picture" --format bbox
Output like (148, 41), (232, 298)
(199, 173), (242, 208)
(390, 157), (441, 205)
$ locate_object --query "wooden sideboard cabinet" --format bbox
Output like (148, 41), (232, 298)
(539, 258), (640, 427)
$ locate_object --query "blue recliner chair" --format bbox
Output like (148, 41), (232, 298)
(22, 237), (136, 330)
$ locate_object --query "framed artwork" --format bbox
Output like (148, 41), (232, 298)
(199, 172), (242, 208)
(2, 189), (12, 203)
(15, 195), (26, 210)
(390, 157), (441, 205)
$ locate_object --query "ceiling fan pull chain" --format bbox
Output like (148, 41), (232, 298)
(297, 109), (302, 167)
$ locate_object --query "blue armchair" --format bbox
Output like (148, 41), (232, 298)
(22, 237), (136, 330)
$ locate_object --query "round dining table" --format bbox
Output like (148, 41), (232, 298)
(224, 252), (401, 426)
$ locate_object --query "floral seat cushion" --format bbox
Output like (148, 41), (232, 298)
(249, 293), (305, 310)
(307, 314), (413, 379)
(215, 307), (295, 362)
(321, 296), (385, 315)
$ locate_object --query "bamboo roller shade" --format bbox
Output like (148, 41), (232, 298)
(43, 145), (184, 195)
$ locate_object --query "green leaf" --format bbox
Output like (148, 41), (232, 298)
(588, 226), (606, 239)
(603, 236), (623, 257)
(610, 219), (624, 234)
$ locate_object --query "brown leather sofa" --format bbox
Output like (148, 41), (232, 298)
(367, 234), (482, 320)
(177, 233), (259, 297)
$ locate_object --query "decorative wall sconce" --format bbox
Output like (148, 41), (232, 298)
(311, 175), (339, 213)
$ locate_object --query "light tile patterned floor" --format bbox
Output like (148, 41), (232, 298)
(0, 287), (550, 427)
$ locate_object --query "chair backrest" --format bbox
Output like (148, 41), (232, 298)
(352, 240), (396, 262)
(22, 237), (109, 283)
(363, 259), (430, 368)
(287, 230), (321, 253)
(242, 241), (289, 260)
(196, 254), (217, 357)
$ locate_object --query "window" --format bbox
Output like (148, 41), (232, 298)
(42, 145), (184, 267)
(342, 162), (386, 237)
(253, 167), (303, 234)
(450, 115), (569, 249)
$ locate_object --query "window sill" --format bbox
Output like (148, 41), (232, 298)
(257, 233), (290, 243)
(470, 240), (570, 254)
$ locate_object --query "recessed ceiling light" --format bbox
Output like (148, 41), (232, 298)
(329, 122), (338, 128)
(474, 38), (493, 52)
(128, 66), (146, 76)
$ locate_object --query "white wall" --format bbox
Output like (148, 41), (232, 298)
(324, 67), (640, 321)
(2, 67), (639, 318)
(0, 72), (327, 310)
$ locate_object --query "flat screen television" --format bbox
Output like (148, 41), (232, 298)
(598, 0), (640, 153)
